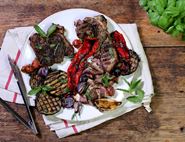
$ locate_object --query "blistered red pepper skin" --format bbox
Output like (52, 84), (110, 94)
(112, 31), (129, 60)
(75, 61), (85, 87)
(72, 39), (83, 49)
(67, 38), (99, 91)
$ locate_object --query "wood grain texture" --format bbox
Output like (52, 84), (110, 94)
(0, 0), (185, 142)
(0, 48), (185, 142)
(0, 0), (185, 47)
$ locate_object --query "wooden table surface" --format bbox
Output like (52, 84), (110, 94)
(0, 0), (185, 142)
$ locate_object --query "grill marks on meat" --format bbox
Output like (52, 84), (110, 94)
(75, 15), (108, 43)
(44, 70), (68, 97)
(29, 25), (74, 66)
(100, 41), (118, 72)
(85, 40), (118, 74)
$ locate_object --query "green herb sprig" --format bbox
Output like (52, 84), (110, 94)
(101, 73), (114, 87)
(34, 23), (57, 38)
(28, 85), (53, 96)
(117, 78), (145, 103)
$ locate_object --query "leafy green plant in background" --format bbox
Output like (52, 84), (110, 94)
(139, 0), (185, 40)
(117, 78), (145, 103)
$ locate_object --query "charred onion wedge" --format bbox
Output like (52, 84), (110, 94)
(94, 98), (121, 112)
(35, 92), (62, 115)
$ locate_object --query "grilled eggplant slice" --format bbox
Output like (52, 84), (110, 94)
(44, 70), (68, 96)
(128, 50), (140, 74)
(35, 92), (62, 115)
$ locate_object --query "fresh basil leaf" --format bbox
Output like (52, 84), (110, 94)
(148, 11), (160, 26)
(130, 79), (142, 91)
(42, 85), (53, 92)
(127, 96), (141, 103)
(47, 23), (57, 37)
(166, 25), (175, 33)
(34, 25), (47, 38)
(176, 24), (184, 32)
(63, 87), (70, 94)
(167, 0), (176, 7)
(102, 74), (111, 87)
(165, 7), (180, 17)
(155, 0), (165, 15)
(171, 29), (180, 37)
(139, 0), (147, 7)
(117, 88), (130, 93)
(28, 87), (42, 96)
(176, 0), (185, 12)
(158, 13), (173, 30)
(136, 89), (145, 100)
(123, 78), (130, 86)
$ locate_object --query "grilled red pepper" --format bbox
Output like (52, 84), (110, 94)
(111, 31), (129, 60)
(67, 38), (99, 91)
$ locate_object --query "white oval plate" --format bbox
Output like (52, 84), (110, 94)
(19, 8), (135, 121)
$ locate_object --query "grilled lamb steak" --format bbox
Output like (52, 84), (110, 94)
(35, 92), (62, 115)
(75, 15), (108, 43)
(100, 40), (118, 72)
(44, 70), (68, 97)
(29, 25), (74, 66)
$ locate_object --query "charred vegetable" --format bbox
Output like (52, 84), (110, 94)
(44, 70), (69, 96)
(94, 98), (121, 112)
(35, 92), (62, 115)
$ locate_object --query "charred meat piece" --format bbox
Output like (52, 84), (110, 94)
(29, 25), (74, 66)
(84, 38), (118, 74)
(100, 41), (118, 72)
(29, 74), (44, 88)
(44, 70), (68, 97)
(75, 15), (108, 43)
(113, 50), (140, 76)
(35, 92), (62, 115)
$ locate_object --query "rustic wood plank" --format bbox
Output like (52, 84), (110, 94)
(0, 47), (184, 141)
(0, 0), (185, 47)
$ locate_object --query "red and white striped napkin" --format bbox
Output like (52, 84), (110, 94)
(0, 24), (154, 138)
